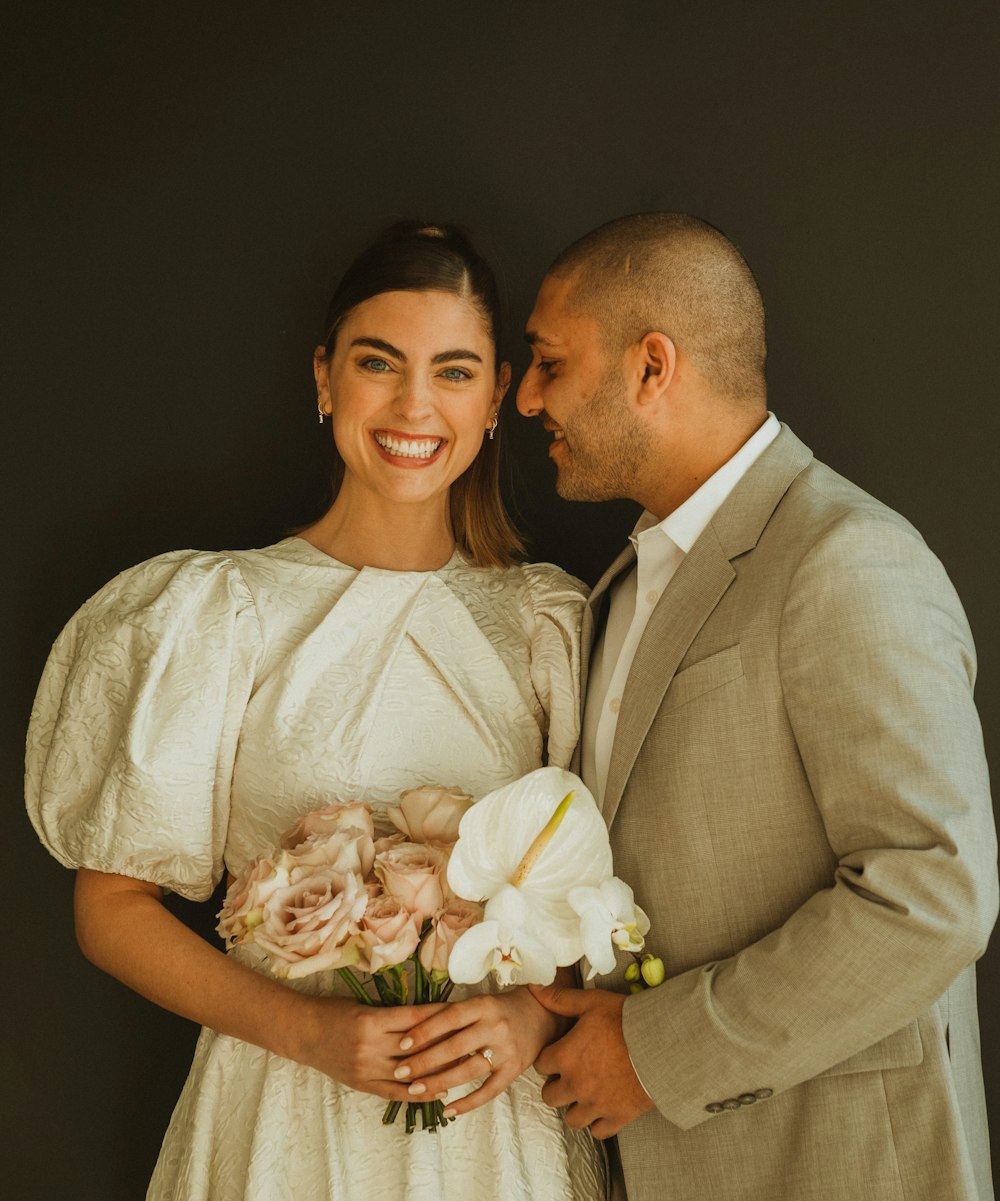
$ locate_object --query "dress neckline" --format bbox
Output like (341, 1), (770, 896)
(277, 536), (466, 575)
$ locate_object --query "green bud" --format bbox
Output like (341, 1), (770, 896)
(629, 982), (644, 994)
(624, 961), (641, 982)
(640, 956), (665, 988)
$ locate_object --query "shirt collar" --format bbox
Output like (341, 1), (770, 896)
(631, 412), (781, 553)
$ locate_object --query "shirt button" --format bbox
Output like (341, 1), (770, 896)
(609, 698), (621, 714)
(738, 1093), (757, 1106)
(722, 1099), (741, 1111)
(754, 1088), (773, 1100)
(645, 589), (659, 605)
(705, 1102), (725, 1114)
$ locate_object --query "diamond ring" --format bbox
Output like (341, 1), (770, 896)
(481, 1047), (495, 1073)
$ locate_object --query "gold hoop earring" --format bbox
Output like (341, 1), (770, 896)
(487, 414), (498, 440)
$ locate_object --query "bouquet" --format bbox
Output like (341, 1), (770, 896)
(217, 767), (660, 1133)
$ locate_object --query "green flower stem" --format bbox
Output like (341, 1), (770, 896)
(383, 1100), (402, 1126)
(337, 968), (376, 1006)
(372, 971), (395, 1005)
(414, 957), (428, 1004)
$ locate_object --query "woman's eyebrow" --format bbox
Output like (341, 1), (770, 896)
(350, 336), (405, 359)
(430, 349), (483, 364)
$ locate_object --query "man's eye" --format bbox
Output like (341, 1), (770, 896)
(441, 367), (472, 381)
(537, 359), (558, 374)
(361, 357), (391, 372)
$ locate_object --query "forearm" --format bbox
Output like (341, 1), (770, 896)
(74, 868), (321, 1064)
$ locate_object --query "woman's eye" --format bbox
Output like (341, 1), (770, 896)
(440, 367), (472, 381)
(361, 357), (391, 373)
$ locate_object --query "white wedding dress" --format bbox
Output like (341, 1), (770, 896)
(26, 537), (606, 1201)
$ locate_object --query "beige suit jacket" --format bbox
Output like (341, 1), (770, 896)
(584, 426), (997, 1201)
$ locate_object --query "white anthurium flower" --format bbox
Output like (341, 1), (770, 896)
(568, 877), (652, 980)
(447, 884), (557, 986)
(447, 767), (614, 966)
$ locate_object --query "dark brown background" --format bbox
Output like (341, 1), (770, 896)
(4, 3), (998, 1196)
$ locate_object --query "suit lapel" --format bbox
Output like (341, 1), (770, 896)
(572, 545), (637, 775)
(600, 528), (734, 826)
(597, 424), (814, 827)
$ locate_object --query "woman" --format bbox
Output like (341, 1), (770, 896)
(25, 222), (605, 1201)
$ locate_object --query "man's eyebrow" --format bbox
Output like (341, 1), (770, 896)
(430, 349), (483, 365)
(350, 337), (406, 360)
(525, 329), (558, 347)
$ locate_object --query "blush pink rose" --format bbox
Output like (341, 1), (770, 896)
(280, 802), (375, 850)
(216, 856), (289, 947)
(373, 831), (407, 856)
(418, 898), (485, 974)
(253, 869), (368, 979)
(374, 842), (449, 920)
(388, 785), (474, 845)
(281, 827), (375, 881)
(357, 895), (422, 973)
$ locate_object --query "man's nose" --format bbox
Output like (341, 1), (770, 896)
(516, 371), (542, 417)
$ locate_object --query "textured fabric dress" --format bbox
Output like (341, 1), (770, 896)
(25, 536), (606, 1201)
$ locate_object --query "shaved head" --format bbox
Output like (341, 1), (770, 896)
(549, 213), (767, 407)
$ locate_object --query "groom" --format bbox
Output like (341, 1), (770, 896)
(521, 214), (997, 1201)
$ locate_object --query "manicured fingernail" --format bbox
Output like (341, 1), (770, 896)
(443, 1107), (457, 1118)
(399, 1037), (413, 1051)
(408, 1082), (426, 1096)
(393, 1066), (411, 1080)
(436, 1092), (448, 1101)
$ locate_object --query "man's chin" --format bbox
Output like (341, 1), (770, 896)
(554, 470), (612, 504)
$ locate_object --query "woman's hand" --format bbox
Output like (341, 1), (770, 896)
(387, 984), (569, 1117)
(292, 996), (449, 1102)
(72, 869), (450, 1106)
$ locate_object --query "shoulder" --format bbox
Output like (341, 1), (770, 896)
(517, 560), (590, 609)
(50, 548), (270, 667)
(78, 548), (257, 623)
(770, 455), (934, 568)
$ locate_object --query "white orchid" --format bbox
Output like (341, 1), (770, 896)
(446, 767), (614, 984)
(568, 877), (651, 979)
(447, 884), (557, 986)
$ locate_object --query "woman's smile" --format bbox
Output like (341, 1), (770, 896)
(371, 429), (447, 465)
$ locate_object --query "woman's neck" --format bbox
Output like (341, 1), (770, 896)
(298, 490), (456, 572)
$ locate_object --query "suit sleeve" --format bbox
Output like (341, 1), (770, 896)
(621, 512), (998, 1129)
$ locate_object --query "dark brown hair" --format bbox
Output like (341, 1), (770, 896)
(318, 221), (522, 567)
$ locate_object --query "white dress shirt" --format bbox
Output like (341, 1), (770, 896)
(582, 413), (780, 806)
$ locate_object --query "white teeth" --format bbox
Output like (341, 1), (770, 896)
(374, 432), (443, 459)
(552, 430), (565, 440)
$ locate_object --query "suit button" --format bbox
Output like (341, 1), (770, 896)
(722, 1099), (741, 1111)
(738, 1093), (757, 1105)
(705, 1102), (724, 1114)
(754, 1088), (773, 1100)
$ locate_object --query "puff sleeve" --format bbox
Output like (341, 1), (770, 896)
(521, 562), (588, 770)
(25, 551), (263, 901)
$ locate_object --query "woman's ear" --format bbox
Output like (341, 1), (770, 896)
(314, 345), (331, 415)
(495, 360), (512, 404)
(635, 331), (676, 403)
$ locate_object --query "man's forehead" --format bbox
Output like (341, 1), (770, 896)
(524, 273), (596, 343)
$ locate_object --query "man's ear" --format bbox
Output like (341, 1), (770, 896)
(635, 331), (676, 403)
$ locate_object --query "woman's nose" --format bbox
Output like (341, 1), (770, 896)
(393, 374), (434, 422)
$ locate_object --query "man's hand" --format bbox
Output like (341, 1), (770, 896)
(530, 982), (655, 1139)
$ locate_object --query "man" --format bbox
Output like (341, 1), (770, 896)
(520, 214), (997, 1201)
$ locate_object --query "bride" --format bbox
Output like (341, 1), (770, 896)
(25, 222), (606, 1200)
